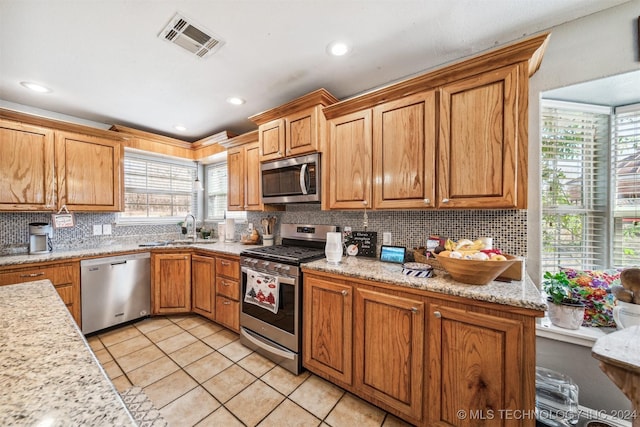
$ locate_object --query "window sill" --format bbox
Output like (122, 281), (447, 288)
(536, 317), (617, 347)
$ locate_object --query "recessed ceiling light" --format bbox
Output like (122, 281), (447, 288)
(327, 41), (350, 57)
(226, 97), (245, 105)
(20, 81), (51, 93)
(174, 125), (187, 131)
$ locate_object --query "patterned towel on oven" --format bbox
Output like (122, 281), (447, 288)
(244, 268), (280, 314)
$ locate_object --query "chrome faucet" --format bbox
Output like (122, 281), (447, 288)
(184, 214), (197, 241)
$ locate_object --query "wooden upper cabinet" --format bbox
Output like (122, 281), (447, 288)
(250, 89), (338, 162)
(258, 118), (285, 161)
(0, 120), (56, 211)
(438, 64), (524, 209)
(327, 109), (373, 210)
(373, 91), (436, 209)
(244, 142), (263, 210)
(55, 131), (123, 211)
(427, 304), (526, 427)
(227, 145), (244, 211)
(224, 131), (265, 212)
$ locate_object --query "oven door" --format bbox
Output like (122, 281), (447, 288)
(240, 266), (300, 352)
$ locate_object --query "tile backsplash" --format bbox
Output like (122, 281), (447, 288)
(0, 207), (527, 257)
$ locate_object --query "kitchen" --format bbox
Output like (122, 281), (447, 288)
(1, 1), (640, 427)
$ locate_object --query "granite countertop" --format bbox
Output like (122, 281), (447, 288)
(592, 325), (640, 373)
(302, 256), (546, 311)
(0, 240), (261, 267)
(0, 280), (136, 426)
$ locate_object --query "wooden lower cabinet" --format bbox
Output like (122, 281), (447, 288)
(354, 287), (425, 423)
(427, 303), (530, 427)
(215, 256), (240, 332)
(302, 271), (538, 427)
(192, 254), (215, 320)
(303, 275), (353, 386)
(152, 253), (191, 314)
(0, 261), (81, 326)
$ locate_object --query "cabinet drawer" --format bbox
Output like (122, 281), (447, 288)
(0, 263), (77, 287)
(215, 257), (239, 280)
(215, 296), (239, 332)
(217, 277), (239, 300)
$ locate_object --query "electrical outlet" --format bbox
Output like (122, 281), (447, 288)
(102, 224), (112, 235)
(247, 222), (253, 232)
(93, 224), (103, 236)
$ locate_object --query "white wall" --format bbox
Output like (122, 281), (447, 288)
(528, 0), (640, 284)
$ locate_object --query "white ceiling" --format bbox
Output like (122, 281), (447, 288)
(0, 0), (632, 141)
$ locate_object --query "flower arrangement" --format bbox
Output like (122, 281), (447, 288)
(543, 269), (620, 327)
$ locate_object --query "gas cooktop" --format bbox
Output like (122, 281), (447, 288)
(240, 245), (326, 264)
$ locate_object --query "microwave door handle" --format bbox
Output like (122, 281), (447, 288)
(299, 163), (309, 195)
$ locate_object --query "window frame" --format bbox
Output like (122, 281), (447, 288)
(118, 150), (199, 225)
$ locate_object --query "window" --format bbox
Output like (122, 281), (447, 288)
(612, 104), (640, 266)
(121, 152), (197, 223)
(205, 161), (246, 222)
(541, 100), (640, 272)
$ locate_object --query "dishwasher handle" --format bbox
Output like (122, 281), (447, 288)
(111, 261), (127, 266)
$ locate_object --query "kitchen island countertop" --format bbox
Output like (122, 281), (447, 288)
(303, 256), (546, 311)
(0, 280), (136, 426)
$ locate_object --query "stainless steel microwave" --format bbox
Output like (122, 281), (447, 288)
(261, 153), (320, 204)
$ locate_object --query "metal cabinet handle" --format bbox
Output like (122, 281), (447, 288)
(223, 301), (231, 305)
(341, 290), (348, 296)
(423, 198), (430, 204)
(362, 200), (368, 206)
(411, 307), (419, 313)
(20, 272), (45, 278)
(222, 281), (230, 287)
(221, 261), (230, 266)
(441, 198), (450, 203)
(434, 311), (442, 318)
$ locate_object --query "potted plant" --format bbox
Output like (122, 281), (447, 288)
(542, 271), (585, 330)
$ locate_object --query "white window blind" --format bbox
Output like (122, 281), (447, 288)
(541, 100), (610, 272)
(121, 152), (197, 222)
(205, 162), (246, 222)
(612, 104), (640, 267)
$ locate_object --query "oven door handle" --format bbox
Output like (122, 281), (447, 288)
(240, 328), (295, 360)
(241, 266), (297, 286)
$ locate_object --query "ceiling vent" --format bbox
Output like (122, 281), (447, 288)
(158, 13), (224, 58)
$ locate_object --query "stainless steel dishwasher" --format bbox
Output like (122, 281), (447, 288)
(81, 252), (151, 334)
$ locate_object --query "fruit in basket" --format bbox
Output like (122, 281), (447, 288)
(489, 254), (507, 261)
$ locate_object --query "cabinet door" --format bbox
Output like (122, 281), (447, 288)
(244, 142), (264, 211)
(428, 304), (524, 427)
(192, 254), (215, 320)
(354, 288), (424, 422)
(153, 253), (191, 314)
(438, 65), (521, 209)
(55, 131), (123, 211)
(286, 106), (318, 157)
(373, 91), (436, 209)
(227, 146), (245, 211)
(328, 110), (373, 209)
(215, 296), (239, 332)
(0, 120), (56, 211)
(303, 275), (353, 385)
(0, 262), (80, 326)
(259, 118), (285, 162)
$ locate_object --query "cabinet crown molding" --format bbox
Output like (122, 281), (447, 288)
(323, 32), (550, 119)
(248, 88), (339, 125)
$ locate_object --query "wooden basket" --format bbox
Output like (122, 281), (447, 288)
(435, 254), (518, 285)
(412, 249), (442, 270)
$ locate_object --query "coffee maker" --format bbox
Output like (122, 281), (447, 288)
(29, 222), (53, 254)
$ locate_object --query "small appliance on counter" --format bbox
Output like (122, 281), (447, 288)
(29, 222), (52, 254)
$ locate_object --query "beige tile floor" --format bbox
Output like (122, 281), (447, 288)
(87, 314), (413, 427)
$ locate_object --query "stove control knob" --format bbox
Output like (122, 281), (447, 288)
(261, 261), (270, 268)
(274, 264), (283, 271)
(250, 259), (258, 265)
(280, 265), (291, 272)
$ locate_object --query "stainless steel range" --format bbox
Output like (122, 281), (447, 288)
(239, 224), (339, 374)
